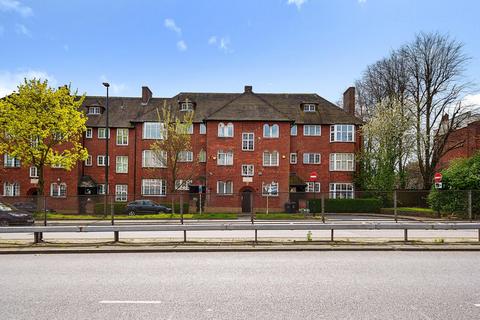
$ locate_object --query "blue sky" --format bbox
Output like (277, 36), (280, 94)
(1, 0), (479, 104)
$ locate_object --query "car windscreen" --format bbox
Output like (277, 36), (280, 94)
(0, 202), (14, 211)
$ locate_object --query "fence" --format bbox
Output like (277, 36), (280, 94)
(0, 189), (478, 224)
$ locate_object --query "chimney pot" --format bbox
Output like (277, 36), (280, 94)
(343, 87), (355, 116)
(244, 85), (253, 93)
(142, 86), (152, 104)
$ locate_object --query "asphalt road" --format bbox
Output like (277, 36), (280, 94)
(1, 252), (479, 319)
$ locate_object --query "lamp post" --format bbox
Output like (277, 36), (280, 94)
(102, 82), (112, 225)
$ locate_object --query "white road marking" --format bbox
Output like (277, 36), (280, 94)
(99, 300), (162, 304)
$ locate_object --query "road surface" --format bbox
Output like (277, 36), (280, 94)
(1, 252), (479, 319)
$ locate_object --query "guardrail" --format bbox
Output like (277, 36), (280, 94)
(1, 222), (480, 243)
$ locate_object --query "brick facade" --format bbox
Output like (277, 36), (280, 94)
(0, 85), (362, 213)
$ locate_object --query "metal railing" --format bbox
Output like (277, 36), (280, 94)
(1, 222), (479, 243)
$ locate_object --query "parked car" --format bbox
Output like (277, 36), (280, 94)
(0, 202), (35, 226)
(124, 200), (173, 215)
(11, 202), (56, 214)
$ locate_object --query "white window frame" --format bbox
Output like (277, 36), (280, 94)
(180, 101), (194, 111)
(241, 164), (254, 177)
(217, 150), (233, 166)
(143, 122), (164, 140)
(178, 151), (193, 162)
(329, 153), (355, 171)
(88, 106), (101, 115)
(97, 128), (110, 139)
(242, 133), (254, 151)
(141, 179), (166, 196)
(329, 183), (354, 199)
(330, 124), (355, 142)
(29, 166), (39, 178)
(116, 128), (129, 146)
(303, 125), (321, 136)
(142, 150), (166, 168)
(303, 153), (321, 164)
(263, 124), (279, 138)
(4, 154), (20, 168)
(218, 122), (234, 137)
(175, 179), (192, 191)
(263, 151), (279, 167)
(290, 124), (297, 136)
(50, 183), (67, 198)
(85, 155), (92, 167)
(115, 184), (128, 202)
(306, 182), (321, 193)
(199, 123), (206, 134)
(97, 184), (109, 195)
(3, 182), (20, 196)
(115, 156), (128, 173)
(290, 153), (297, 164)
(217, 181), (233, 195)
(97, 155), (109, 166)
(86, 128), (92, 139)
(262, 182), (278, 196)
(303, 104), (316, 112)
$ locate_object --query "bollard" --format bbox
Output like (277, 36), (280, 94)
(113, 231), (119, 242)
(468, 190), (472, 221)
(34, 232), (40, 244)
(321, 193), (325, 223)
(394, 190), (398, 223)
(255, 229), (258, 243)
(183, 230), (187, 243)
(330, 229), (334, 242)
(478, 229), (480, 242)
(404, 229), (408, 241)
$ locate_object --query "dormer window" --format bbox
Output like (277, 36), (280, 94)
(180, 101), (194, 111)
(88, 106), (101, 115)
(303, 103), (316, 112)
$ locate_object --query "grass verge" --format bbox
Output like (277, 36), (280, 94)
(33, 212), (238, 220)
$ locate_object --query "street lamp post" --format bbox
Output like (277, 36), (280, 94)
(102, 82), (112, 225)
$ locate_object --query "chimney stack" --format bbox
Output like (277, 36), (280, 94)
(244, 85), (253, 93)
(142, 86), (152, 104)
(343, 87), (355, 116)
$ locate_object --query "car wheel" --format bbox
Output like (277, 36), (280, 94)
(128, 210), (136, 216)
(0, 220), (9, 227)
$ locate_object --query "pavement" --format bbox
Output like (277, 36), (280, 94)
(1, 251), (479, 319)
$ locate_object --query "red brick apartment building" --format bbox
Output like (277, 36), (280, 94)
(437, 118), (480, 170)
(0, 85), (362, 213)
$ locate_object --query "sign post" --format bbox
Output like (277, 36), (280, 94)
(309, 172), (318, 217)
(434, 172), (443, 189)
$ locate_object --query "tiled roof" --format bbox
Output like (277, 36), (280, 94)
(83, 89), (362, 127)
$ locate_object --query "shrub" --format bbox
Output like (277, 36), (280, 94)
(308, 198), (382, 213)
(94, 202), (189, 215)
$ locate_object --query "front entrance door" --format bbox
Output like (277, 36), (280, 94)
(241, 190), (253, 213)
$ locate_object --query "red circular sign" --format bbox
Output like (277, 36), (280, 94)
(434, 173), (442, 183)
(309, 171), (318, 181)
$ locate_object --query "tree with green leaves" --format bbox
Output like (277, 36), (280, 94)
(0, 79), (88, 195)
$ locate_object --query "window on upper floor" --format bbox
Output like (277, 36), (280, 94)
(143, 122), (164, 139)
(97, 155), (109, 166)
(330, 124), (355, 142)
(263, 124), (279, 138)
(98, 128), (110, 139)
(180, 101), (194, 111)
(290, 124), (297, 136)
(29, 166), (39, 178)
(142, 150), (166, 168)
(242, 133), (254, 151)
(303, 104), (316, 112)
(263, 151), (279, 167)
(3, 182), (20, 196)
(199, 123), (206, 134)
(217, 150), (233, 166)
(303, 125), (321, 136)
(178, 151), (193, 162)
(218, 122), (234, 137)
(290, 153), (297, 164)
(85, 155), (92, 167)
(86, 128), (92, 139)
(329, 153), (355, 171)
(116, 128), (129, 145)
(88, 106), (101, 115)
(199, 149), (207, 163)
(4, 154), (20, 168)
(303, 153), (321, 164)
(241, 164), (254, 177)
(116, 156), (128, 173)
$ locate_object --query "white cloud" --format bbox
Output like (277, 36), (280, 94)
(463, 94), (480, 109)
(176, 40), (187, 51)
(208, 35), (232, 53)
(0, 70), (57, 97)
(287, 0), (307, 10)
(164, 18), (181, 35)
(0, 0), (33, 17)
(15, 23), (30, 36)
(99, 75), (127, 95)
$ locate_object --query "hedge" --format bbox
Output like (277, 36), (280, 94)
(94, 202), (189, 215)
(308, 198), (382, 213)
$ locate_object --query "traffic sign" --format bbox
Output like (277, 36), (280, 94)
(434, 173), (443, 183)
(309, 171), (318, 181)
